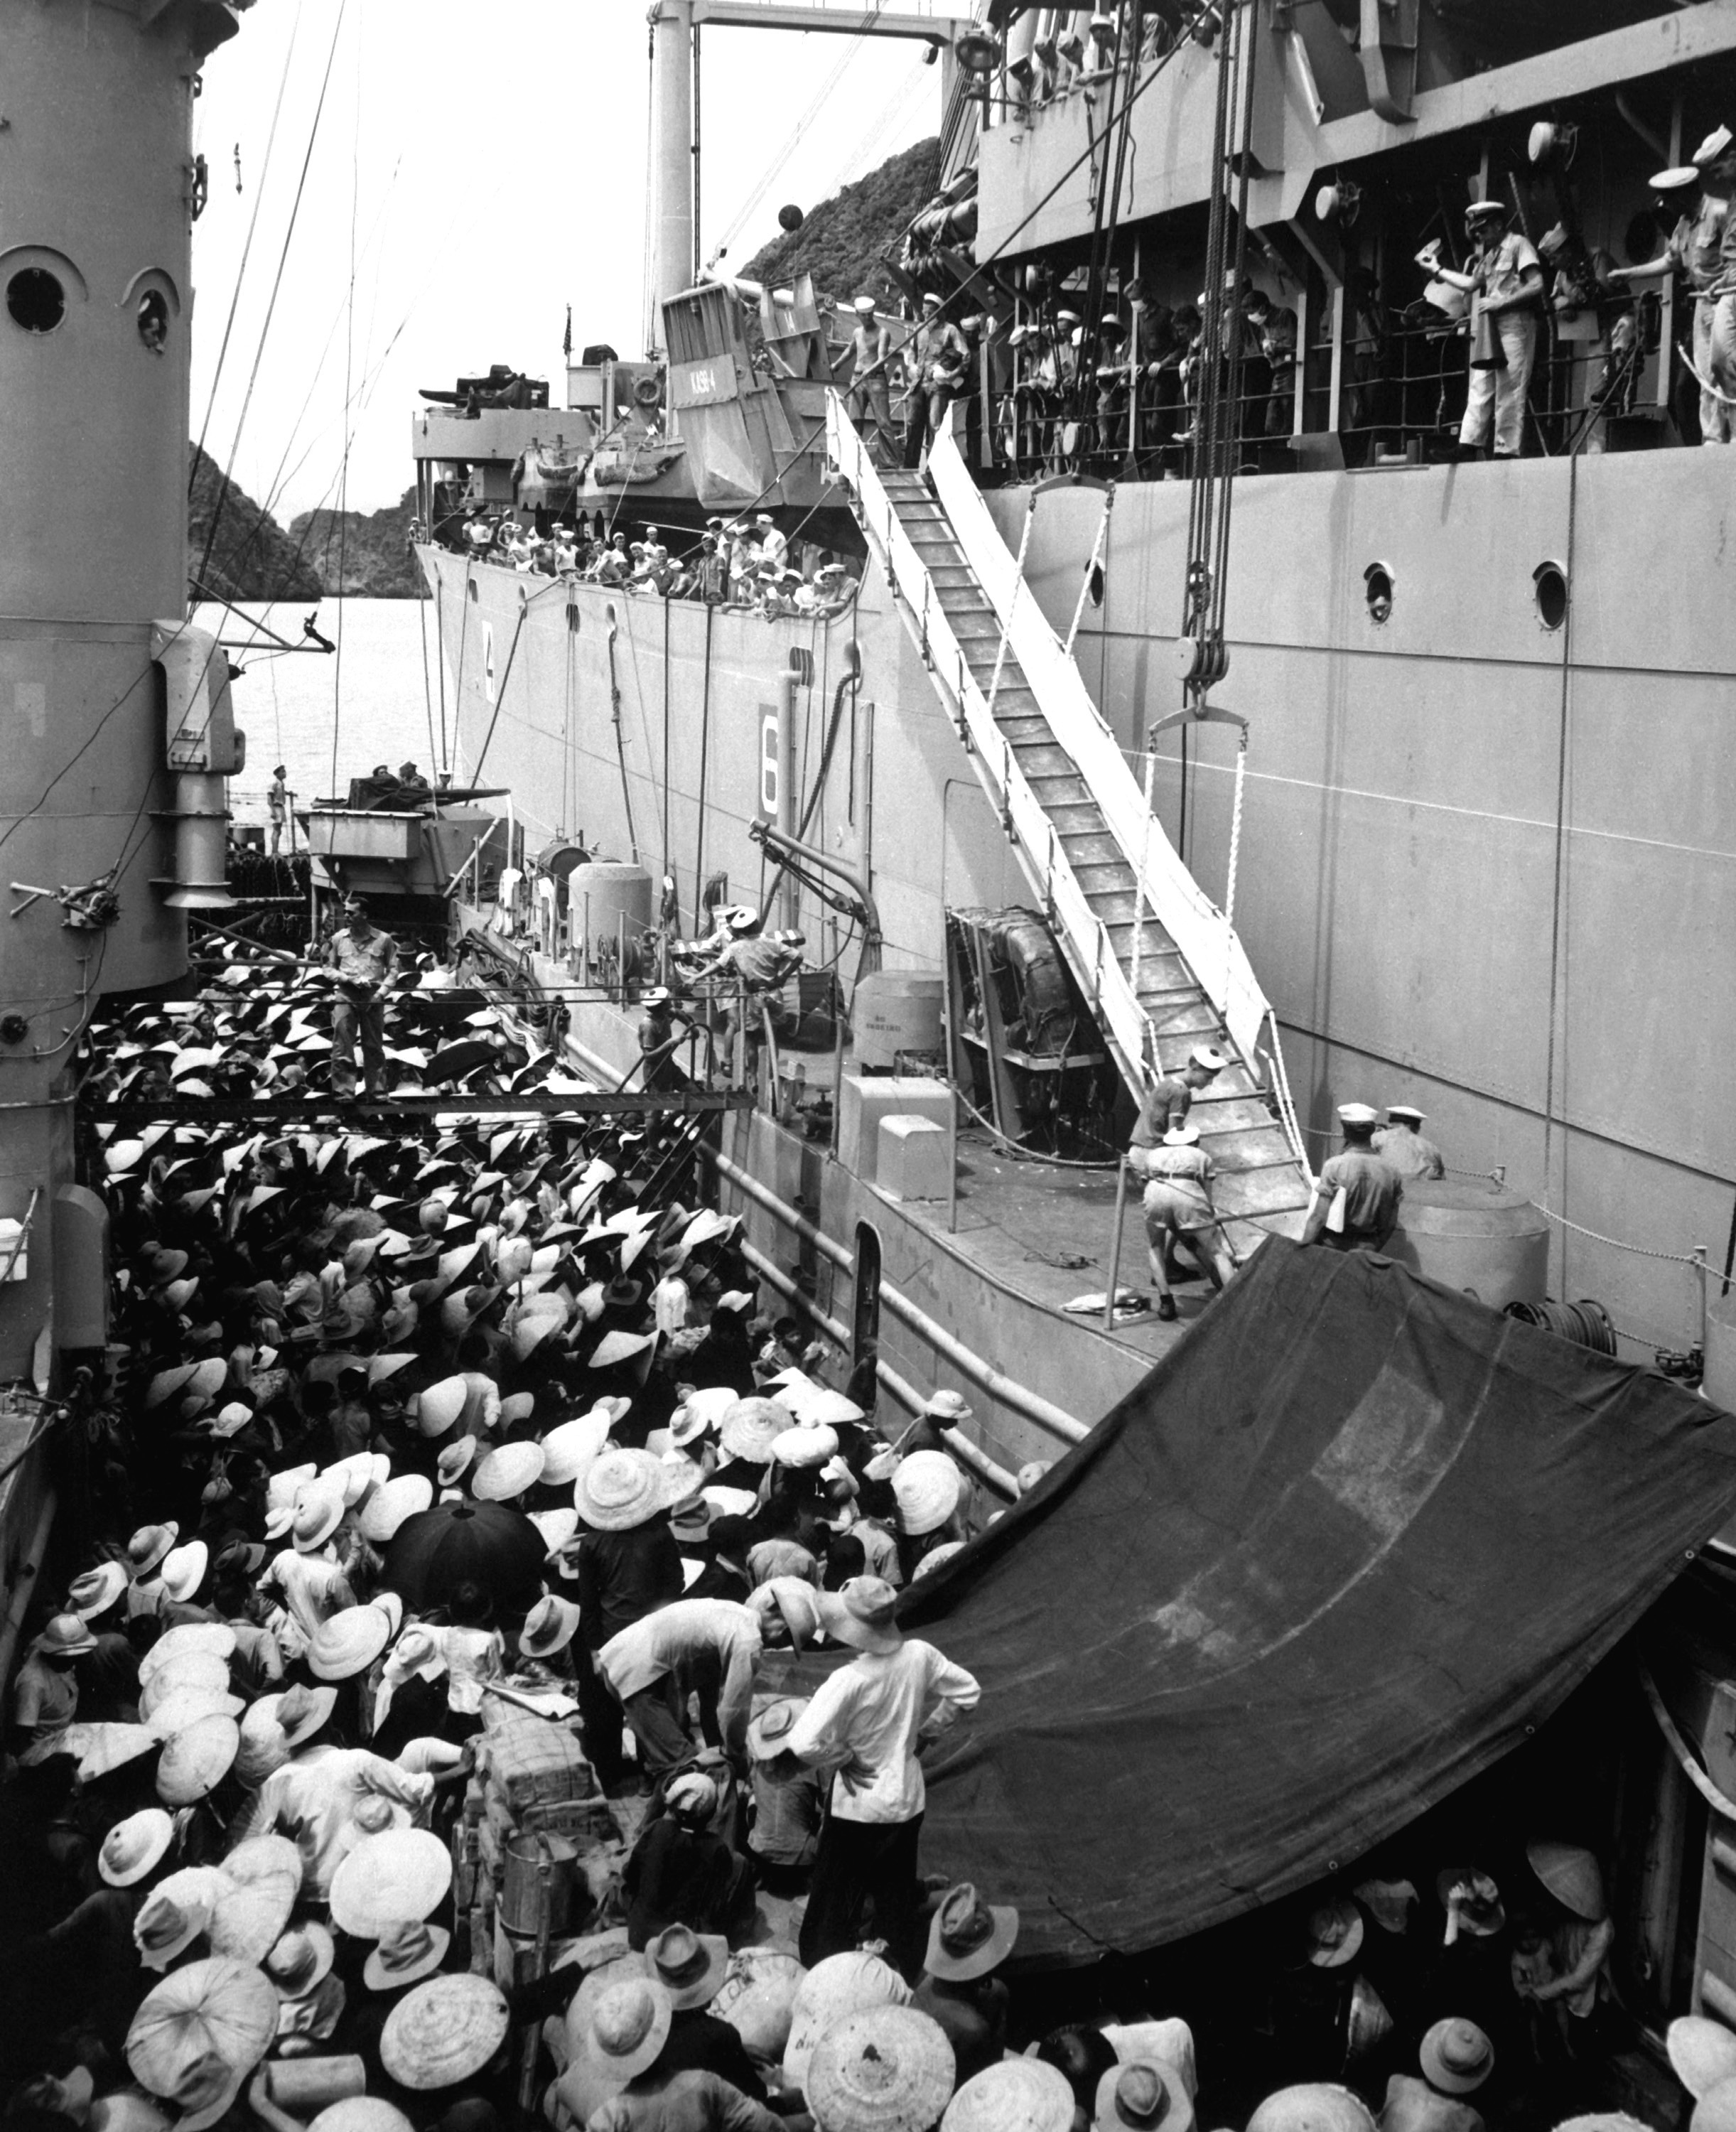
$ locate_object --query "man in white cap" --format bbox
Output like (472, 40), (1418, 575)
(1419, 196), (1543, 458)
(1302, 1104), (1403, 1255)
(1610, 138), (1736, 443)
(908, 291), (968, 466)
(1129, 1047), (1229, 1291)
(1131, 1124), (1235, 1322)
(1374, 1105), (1445, 1182)
(846, 294), (896, 458)
(753, 512), (787, 572)
(1130, 1045), (1226, 1154)
(637, 987), (692, 1094)
(787, 1575), (980, 1967)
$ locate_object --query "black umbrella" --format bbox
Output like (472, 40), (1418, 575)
(382, 1499), (547, 1614)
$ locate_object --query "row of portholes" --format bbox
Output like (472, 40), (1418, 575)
(1364, 559), (1568, 632)
(4, 247), (178, 351)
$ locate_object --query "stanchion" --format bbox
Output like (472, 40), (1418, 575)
(1102, 1158), (1131, 1330)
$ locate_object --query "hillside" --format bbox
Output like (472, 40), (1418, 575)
(178, 139), (942, 603)
(186, 443), (324, 604)
(288, 488), (422, 599)
(741, 135), (940, 306)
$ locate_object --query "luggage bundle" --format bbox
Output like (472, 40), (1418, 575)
(457, 1702), (630, 1986)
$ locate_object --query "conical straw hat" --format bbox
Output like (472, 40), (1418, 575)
(805, 2006), (956, 2132)
(209, 1836), (300, 1963)
(379, 1974), (510, 2091)
(329, 1829), (452, 1938)
(126, 1957), (278, 2132)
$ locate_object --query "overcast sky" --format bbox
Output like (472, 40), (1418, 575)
(189, 1), (944, 525)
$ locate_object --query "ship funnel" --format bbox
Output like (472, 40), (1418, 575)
(162, 773), (234, 909)
(151, 622), (241, 910)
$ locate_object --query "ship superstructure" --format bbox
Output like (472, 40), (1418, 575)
(0, 0), (252, 1665)
(415, 0), (1736, 1390)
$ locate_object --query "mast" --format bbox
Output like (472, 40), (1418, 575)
(643, 1), (967, 354)
(0, 0), (250, 1378)
(648, 0), (697, 354)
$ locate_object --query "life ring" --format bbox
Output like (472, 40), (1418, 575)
(633, 374), (664, 409)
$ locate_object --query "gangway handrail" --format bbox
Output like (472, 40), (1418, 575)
(836, 424), (1154, 1099)
(831, 398), (1226, 1092)
(924, 424), (1272, 1063)
(829, 395), (1312, 1198)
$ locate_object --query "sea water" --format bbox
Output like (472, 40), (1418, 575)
(194, 598), (448, 831)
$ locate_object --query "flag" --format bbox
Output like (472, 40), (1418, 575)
(563, 305), (572, 361)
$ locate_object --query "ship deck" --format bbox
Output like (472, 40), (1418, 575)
(933, 1127), (1203, 1352)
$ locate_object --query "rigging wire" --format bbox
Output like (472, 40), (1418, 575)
(435, 580), (449, 776)
(1069, 2), (1145, 430)
(196, 0), (347, 595)
(190, 3), (301, 492)
(418, 585), (440, 780)
(829, 63), (932, 196)
(693, 601), (715, 932)
(219, 294), (421, 615)
(1171, 2), (1259, 867)
(330, 11), (362, 796)
(686, 38), (1190, 535)
(707, 0), (891, 266)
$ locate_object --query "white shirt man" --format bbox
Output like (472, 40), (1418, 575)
(786, 1576), (979, 1966)
(232, 1745), (433, 1896)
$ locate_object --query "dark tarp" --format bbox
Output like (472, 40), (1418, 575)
(897, 1240), (1736, 1966)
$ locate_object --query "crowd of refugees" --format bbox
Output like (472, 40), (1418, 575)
(438, 511), (860, 625)
(0, 914), (1715, 2132)
(1, 929), (1021, 2129)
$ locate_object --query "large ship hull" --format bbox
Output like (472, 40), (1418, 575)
(998, 446), (1736, 1361)
(422, 436), (1735, 1362)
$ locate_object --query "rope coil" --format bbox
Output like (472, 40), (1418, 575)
(1504, 1296), (1617, 1355)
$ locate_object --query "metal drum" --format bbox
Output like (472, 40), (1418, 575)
(499, 1826), (580, 1942)
(568, 861), (653, 971)
(1389, 1179), (1550, 1311)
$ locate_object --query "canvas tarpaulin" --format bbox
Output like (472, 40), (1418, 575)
(897, 1239), (1736, 1965)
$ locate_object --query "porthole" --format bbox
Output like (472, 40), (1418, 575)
(1623, 210), (1659, 267)
(7, 267), (65, 335)
(1364, 561), (1393, 625)
(1533, 560), (1568, 630)
(137, 289), (169, 352)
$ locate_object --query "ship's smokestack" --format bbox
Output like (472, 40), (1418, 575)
(0, 0), (251, 1380)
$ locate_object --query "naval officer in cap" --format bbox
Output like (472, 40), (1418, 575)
(1302, 1102), (1403, 1254)
(1374, 1104), (1445, 1181)
(1418, 195), (1543, 460)
(1130, 1043), (1227, 1153)
(1135, 1122), (1234, 1320)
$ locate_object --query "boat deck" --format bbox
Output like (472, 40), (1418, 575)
(465, 920), (1219, 1461)
(922, 1127), (1206, 1354)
